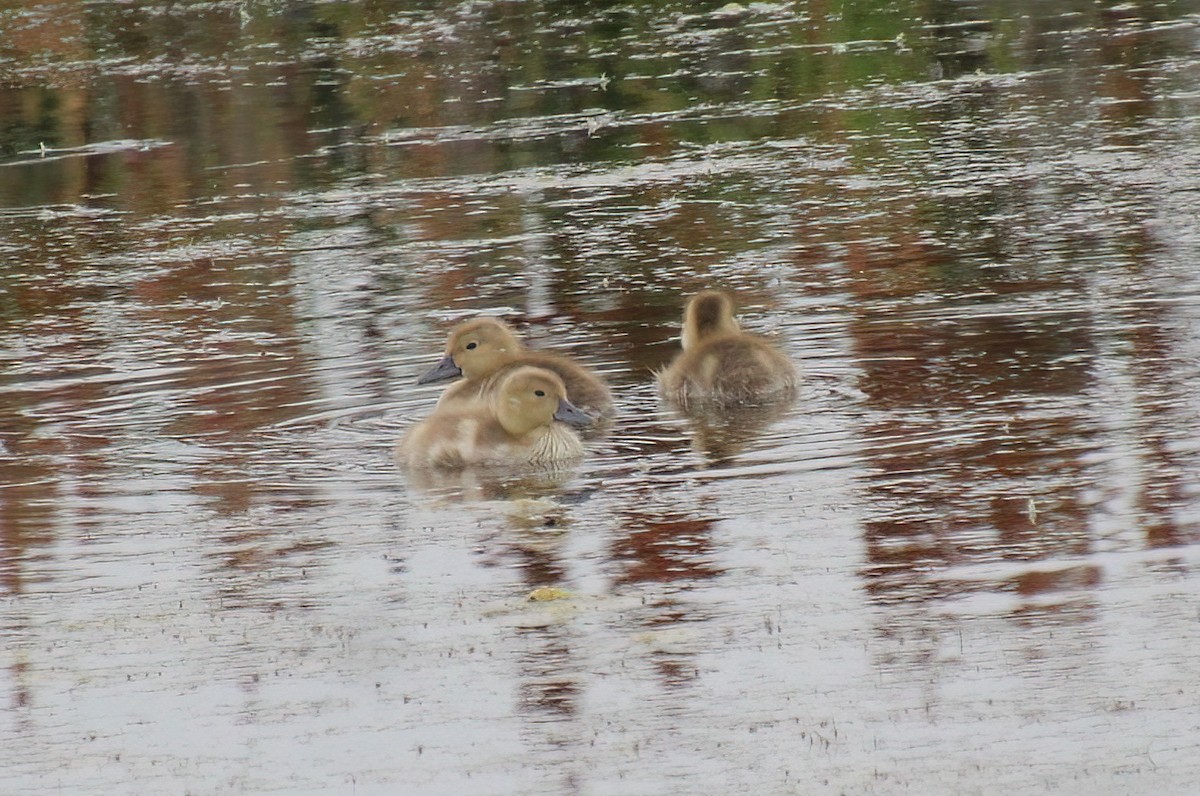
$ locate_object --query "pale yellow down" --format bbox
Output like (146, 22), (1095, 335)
(658, 289), (797, 406)
(424, 317), (613, 417)
(399, 366), (591, 469)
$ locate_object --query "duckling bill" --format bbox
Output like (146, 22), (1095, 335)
(416, 355), (462, 384)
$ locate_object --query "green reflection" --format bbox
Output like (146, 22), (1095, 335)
(0, 0), (1195, 204)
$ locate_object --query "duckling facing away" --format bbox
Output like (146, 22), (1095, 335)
(658, 290), (797, 407)
(399, 366), (594, 469)
(416, 317), (613, 417)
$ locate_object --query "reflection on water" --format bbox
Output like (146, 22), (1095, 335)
(666, 398), (798, 464)
(402, 458), (587, 501)
(4, 0), (1200, 792)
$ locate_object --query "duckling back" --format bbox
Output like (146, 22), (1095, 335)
(397, 405), (489, 469)
(659, 290), (797, 406)
(659, 336), (796, 405)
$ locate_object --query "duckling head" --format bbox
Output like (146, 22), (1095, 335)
(416, 316), (523, 384)
(494, 366), (594, 437)
(682, 289), (741, 350)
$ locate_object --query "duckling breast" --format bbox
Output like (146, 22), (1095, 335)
(527, 424), (585, 464)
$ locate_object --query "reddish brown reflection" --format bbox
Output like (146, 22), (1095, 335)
(1013, 564), (1102, 596)
(515, 626), (580, 719)
(652, 655), (700, 689)
(477, 500), (573, 588)
(1125, 314), (1197, 551)
(610, 513), (721, 587)
(833, 2), (1200, 628)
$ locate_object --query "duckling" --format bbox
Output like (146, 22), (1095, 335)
(658, 289), (797, 406)
(399, 366), (594, 469)
(417, 317), (613, 417)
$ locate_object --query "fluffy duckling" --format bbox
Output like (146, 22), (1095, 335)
(399, 366), (594, 469)
(416, 317), (613, 417)
(658, 289), (797, 406)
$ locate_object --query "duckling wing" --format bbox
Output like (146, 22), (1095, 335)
(399, 410), (488, 468)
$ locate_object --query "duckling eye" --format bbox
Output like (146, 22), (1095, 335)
(465, 342), (478, 350)
(534, 389), (545, 397)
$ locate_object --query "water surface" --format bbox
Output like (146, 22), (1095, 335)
(3, 1), (1200, 793)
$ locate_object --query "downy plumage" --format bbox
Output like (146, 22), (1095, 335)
(658, 289), (797, 407)
(399, 366), (593, 469)
(416, 317), (613, 417)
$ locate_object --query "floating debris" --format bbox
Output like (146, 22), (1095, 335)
(527, 587), (573, 602)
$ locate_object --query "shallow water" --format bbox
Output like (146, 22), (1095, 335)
(3, 0), (1200, 793)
